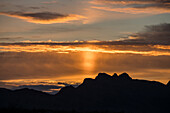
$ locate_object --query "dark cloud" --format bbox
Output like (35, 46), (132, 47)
(0, 11), (85, 24)
(1, 11), (68, 20)
(119, 23), (170, 45)
(96, 0), (170, 8)
(132, 3), (170, 9)
(130, 0), (170, 9)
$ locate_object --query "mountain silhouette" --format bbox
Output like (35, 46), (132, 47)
(0, 73), (170, 113)
(167, 81), (170, 87)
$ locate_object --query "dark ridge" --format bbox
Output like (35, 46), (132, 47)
(14, 88), (50, 96)
(112, 73), (118, 78)
(57, 85), (75, 96)
(119, 73), (132, 80)
(14, 88), (33, 92)
(0, 88), (12, 97)
(82, 78), (95, 84)
(0, 73), (169, 113)
(95, 73), (112, 80)
(0, 88), (12, 93)
(167, 81), (170, 87)
(0, 108), (124, 113)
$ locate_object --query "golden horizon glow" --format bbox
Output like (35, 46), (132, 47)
(1, 71), (169, 86)
(0, 44), (170, 56)
(83, 51), (95, 71)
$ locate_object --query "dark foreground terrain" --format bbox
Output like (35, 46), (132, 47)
(0, 108), (125, 113)
(0, 73), (170, 113)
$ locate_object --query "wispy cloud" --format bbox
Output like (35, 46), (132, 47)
(0, 12), (86, 24)
(90, 0), (170, 14)
(91, 6), (170, 14)
(91, 0), (170, 6)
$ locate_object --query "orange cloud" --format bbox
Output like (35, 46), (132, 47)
(90, 0), (158, 5)
(0, 12), (86, 24)
(90, 0), (170, 14)
(0, 44), (170, 56)
(153, 45), (170, 50)
(91, 6), (170, 14)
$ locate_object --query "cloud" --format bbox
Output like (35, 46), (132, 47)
(0, 23), (170, 56)
(91, 6), (170, 14)
(90, 0), (170, 14)
(1, 22), (170, 45)
(118, 23), (170, 45)
(57, 82), (80, 87)
(0, 12), (86, 24)
(0, 82), (11, 88)
(0, 44), (169, 56)
(92, 0), (170, 6)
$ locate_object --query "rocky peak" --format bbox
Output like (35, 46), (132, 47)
(167, 81), (170, 87)
(119, 73), (132, 80)
(112, 73), (118, 78)
(95, 73), (112, 80)
(83, 78), (94, 84)
(57, 85), (75, 96)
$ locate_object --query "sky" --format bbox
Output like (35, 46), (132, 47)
(0, 0), (170, 94)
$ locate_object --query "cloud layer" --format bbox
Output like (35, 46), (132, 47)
(0, 12), (86, 24)
(0, 23), (170, 56)
(91, 0), (170, 14)
(118, 23), (170, 45)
